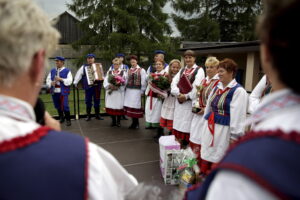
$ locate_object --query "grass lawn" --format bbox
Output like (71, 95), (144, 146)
(39, 87), (146, 117)
(39, 88), (106, 117)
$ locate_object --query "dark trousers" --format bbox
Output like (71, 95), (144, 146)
(85, 85), (101, 109)
(52, 93), (70, 112)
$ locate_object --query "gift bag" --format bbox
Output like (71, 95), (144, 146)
(159, 135), (181, 185)
(177, 148), (201, 189)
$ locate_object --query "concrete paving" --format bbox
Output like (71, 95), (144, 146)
(62, 116), (180, 199)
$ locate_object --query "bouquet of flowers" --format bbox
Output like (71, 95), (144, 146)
(148, 73), (170, 99)
(107, 74), (125, 95)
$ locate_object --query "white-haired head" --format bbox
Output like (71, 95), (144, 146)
(0, 0), (60, 86)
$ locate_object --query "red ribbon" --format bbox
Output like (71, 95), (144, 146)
(208, 112), (215, 147)
(149, 90), (153, 110)
(60, 95), (64, 111)
(217, 87), (230, 95)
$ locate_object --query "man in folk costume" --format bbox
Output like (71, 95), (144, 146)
(124, 55), (147, 129)
(171, 50), (205, 146)
(0, 0), (138, 199)
(46, 56), (73, 126)
(104, 58), (127, 127)
(185, 0), (300, 199)
(189, 56), (220, 171)
(248, 75), (272, 114)
(73, 54), (104, 121)
(146, 50), (169, 75)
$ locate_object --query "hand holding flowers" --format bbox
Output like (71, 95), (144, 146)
(107, 74), (125, 95)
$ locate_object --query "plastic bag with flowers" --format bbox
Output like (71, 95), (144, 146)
(177, 147), (201, 190)
(148, 73), (170, 99)
(107, 74), (125, 95)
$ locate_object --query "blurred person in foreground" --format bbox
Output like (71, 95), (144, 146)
(185, 0), (300, 199)
(0, 0), (137, 199)
(248, 74), (272, 114)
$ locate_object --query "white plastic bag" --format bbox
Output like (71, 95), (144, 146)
(159, 135), (181, 184)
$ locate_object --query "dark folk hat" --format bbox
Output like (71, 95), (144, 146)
(86, 53), (96, 58)
(55, 56), (65, 61)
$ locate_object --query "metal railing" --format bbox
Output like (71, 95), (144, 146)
(39, 85), (147, 119)
(39, 85), (107, 119)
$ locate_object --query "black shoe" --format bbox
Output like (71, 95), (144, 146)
(64, 111), (71, 126)
(85, 115), (91, 121)
(121, 115), (128, 120)
(128, 123), (139, 129)
(95, 115), (104, 120)
(153, 134), (161, 139)
(128, 118), (134, 129)
(128, 123), (135, 129)
(145, 126), (153, 129)
(95, 107), (104, 120)
(110, 116), (116, 127)
(58, 111), (65, 123)
(135, 118), (139, 129)
(116, 116), (121, 127)
(66, 120), (71, 126)
(153, 127), (164, 139)
(86, 107), (92, 121)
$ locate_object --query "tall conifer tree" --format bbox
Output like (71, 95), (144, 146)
(67, 0), (171, 61)
(171, 0), (262, 41)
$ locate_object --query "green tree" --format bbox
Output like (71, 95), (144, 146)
(67, 0), (171, 62)
(235, 0), (263, 41)
(171, 0), (220, 41)
(171, 0), (262, 42)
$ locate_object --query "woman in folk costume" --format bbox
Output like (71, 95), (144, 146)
(171, 50), (205, 146)
(160, 59), (182, 134)
(124, 55), (147, 129)
(200, 58), (248, 175)
(248, 74), (272, 114)
(186, 1), (300, 199)
(189, 56), (220, 171)
(104, 58), (127, 127)
(145, 60), (168, 140)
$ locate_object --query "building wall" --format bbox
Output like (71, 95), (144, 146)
(181, 51), (263, 91)
(54, 12), (85, 44)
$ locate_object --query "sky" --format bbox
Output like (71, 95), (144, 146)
(34, 0), (179, 36)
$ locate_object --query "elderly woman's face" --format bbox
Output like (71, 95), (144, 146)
(206, 65), (218, 79)
(184, 56), (196, 67)
(218, 67), (233, 84)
